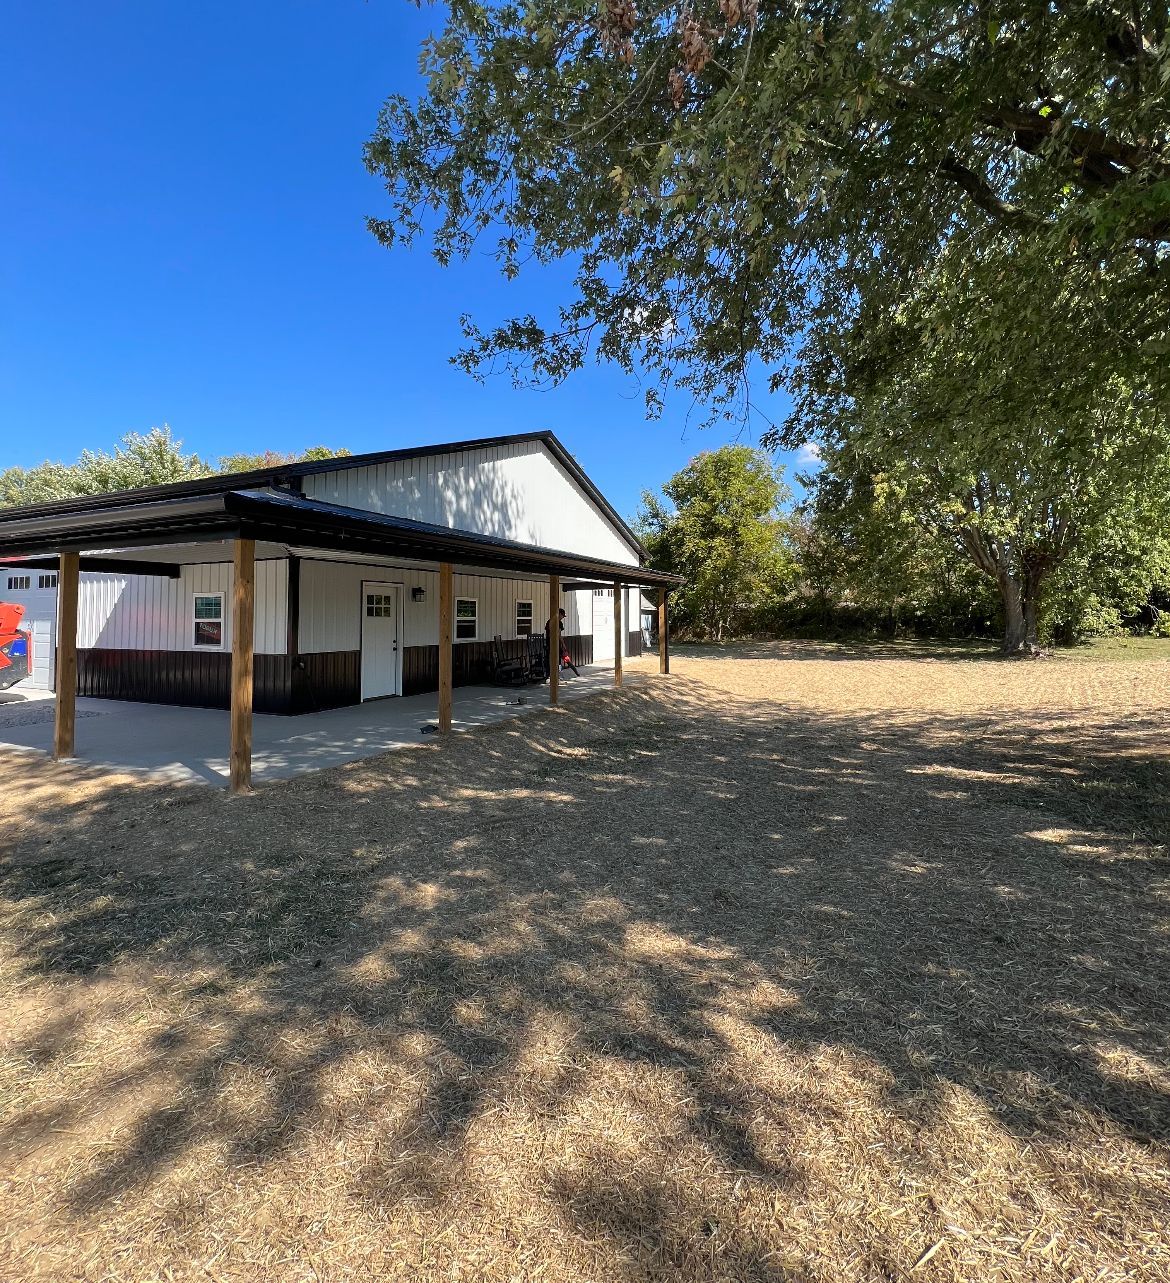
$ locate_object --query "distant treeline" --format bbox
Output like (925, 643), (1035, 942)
(638, 446), (1170, 651)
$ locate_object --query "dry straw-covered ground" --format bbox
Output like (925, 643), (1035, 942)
(1, 641), (1168, 1283)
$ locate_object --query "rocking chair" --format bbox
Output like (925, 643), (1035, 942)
(492, 635), (529, 687)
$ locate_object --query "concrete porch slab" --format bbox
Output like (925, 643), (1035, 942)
(0, 665), (641, 786)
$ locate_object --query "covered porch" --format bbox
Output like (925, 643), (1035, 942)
(0, 483), (679, 791)
(0, 664), (645, 785)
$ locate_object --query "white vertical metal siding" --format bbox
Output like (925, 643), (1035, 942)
(302, 439), (640, 566)
(298, 559), (561, 653)
(73, 562), (287, 655)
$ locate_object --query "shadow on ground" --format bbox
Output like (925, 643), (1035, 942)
(1, 663), (1168, 1281)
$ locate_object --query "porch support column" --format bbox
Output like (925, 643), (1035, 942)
(613, 583), (623, 688)
(658, 588), (670, 675)
(438, 562), (453, 733)
(229, 537), (255, 794)
(52, 551), (79, 760)
(549, 574), (560, 706)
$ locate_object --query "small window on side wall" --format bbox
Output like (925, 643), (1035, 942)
(38, 573), (57, 589)
(6, 575), (31, 591)
(516, 600), (533, 636)
(455, 597), (477, 641)
(193, 593), (225, 648)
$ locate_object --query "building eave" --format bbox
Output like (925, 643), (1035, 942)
(0, 430), (648, 561)
(0, 487), (682, 590)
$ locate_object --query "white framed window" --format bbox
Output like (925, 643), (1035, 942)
(192, 592), (225, 649)
(38, 573), (57, 589)
(455, 597), (477, 641)
(515, 600), (533, 636)
(594, 587), (614, 597)
(6, 575), (31, 591)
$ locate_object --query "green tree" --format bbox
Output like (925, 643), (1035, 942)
(800, 462), (999, 637)
(367, 0), (1170, 429)
(637, 446), (796, 639)
(218, 445), (352, 473)
(799, 246), (1170, 652)
(0, 430), (354, 508)
(0, 427), (212, 507)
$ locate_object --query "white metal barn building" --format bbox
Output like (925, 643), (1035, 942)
(0, 431), (678, 789)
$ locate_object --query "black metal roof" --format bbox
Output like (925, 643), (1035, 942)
(0, 485), (682, 589)
(0, 430), (647, 559)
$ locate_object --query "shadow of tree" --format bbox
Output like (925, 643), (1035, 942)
(1, 667), (1167, 1280)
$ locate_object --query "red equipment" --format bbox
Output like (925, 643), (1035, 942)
(0, 603), (31, 690)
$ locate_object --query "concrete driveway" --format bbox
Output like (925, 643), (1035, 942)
(0, 666), (634, 785)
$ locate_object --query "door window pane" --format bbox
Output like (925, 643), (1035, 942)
(366, 593), (395, 618)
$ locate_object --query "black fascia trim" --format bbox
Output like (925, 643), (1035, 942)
(225, 490), (681, 588)
(1, 555), (183, 579)
(0, 494), (240, 557)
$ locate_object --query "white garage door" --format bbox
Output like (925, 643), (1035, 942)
(2, 573), (58, 690)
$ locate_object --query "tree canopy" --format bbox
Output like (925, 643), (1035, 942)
(637, 445), (797, 638)
(797, 237), (1170, 649)
(0, 428), (352, 508)
(217, 445), (353, 474)
(367, 0), (1170, 431)
(370, 3), (1170, 651)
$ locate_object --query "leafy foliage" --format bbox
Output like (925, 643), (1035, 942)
(0, 428), (353, 507)
(0, 428), (213, 507)
(797, 241), (1170, 650)
(643, 437), (1168, 647)
(794, 466), (1000, 638)
(367, 0), (1170, 428)
(369, 0), (1170, 653)
(218, 445), (353, 473)
(637, 445), (797, 638)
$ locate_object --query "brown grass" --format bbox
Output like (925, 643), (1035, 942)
(1, 640), (1168, 1282)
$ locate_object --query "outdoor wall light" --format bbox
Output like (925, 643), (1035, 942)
(412, 587), (426, 602)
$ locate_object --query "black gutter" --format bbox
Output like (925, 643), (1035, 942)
(0, 493), (240, 556)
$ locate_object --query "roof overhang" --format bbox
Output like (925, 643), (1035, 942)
(0, 554), (182, 578)
(0, 488), (682, 590)
(0, 430), (648, 561)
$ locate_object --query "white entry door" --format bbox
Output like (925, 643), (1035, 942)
(360, 582), (402, 700)
(592, 588), (615, 663)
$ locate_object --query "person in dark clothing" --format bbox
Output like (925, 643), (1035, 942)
(545, 607), (580, 677)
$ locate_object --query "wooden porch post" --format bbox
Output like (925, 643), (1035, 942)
(658, 588), (670, 675)
(613, 583), (623, 688)
(52, 551), (79, 760)
(549, 574), (560, 706)
(229, 537), (255, 794)
(438, 562), (453, 732)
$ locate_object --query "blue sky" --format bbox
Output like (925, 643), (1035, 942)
(2, 2), (806, 520)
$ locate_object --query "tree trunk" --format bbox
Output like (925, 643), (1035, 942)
(998, 573), (1028, 653)
(1023, 595), (1040, 649)
(1022, 563), (1047, 649)
(1000, 566), (1048, 653)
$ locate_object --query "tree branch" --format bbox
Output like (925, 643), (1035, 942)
(939, 156), (1053, 230)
